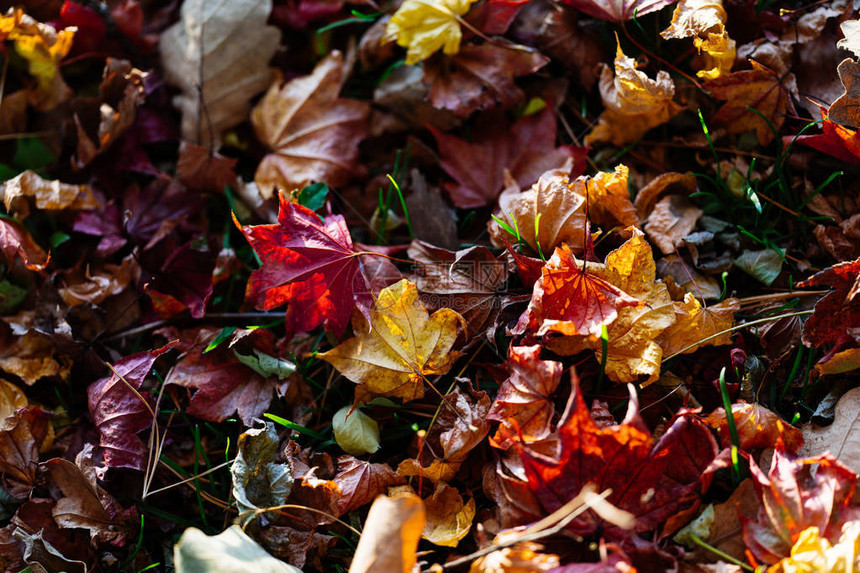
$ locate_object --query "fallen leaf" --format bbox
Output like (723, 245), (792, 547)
(0, 379), (27, 424)
(0, 331), (72, 386)
(431, 106), (584, 208)
(252, 51), (369, 198)
(656, 294), (739, 356)
(422, 483), (475, 547)
(769, 521), (860, 573)
(231, 421), (294, 516)
(383, 0), (479, 64)
(512, 378), (717, 537)
(514, 243), (643, 339)
(705, 61), (792, 145)
(828, 58), (860, 130)
(87, 343), (174, 475)
(743, 443), (860, 564)
(559, 0), (676, 22)
(176, 141), (238, 193)
(12, 528), (86, 573)
(813, 347), (860, 377)
(159, 0), (281, 146)
(348, 494), (426, 573)
(0, 407), (52, 498)
(797, 256), (860, 349)
(332, 406), (380, 456)
(59, 256), (136, 307)
(644, 195), (703, 255)
(423, 43), (549, 117)
(488, 345), (563, 448)
(174, 525), (302, 573)
(45, 444), (135, 545)
(0, 216), (49, 270)
(239, 194), (371, 336)
(1, 171), (96, 219)
(706, 401), (803, 451)
(734, 249), (783, 286)
(333, 456), (404, 515)
(318, 280), (465, 403)
(587, 43), (684, 146)
(801, 387), (860, 476)
(661, 0), (736, 79)
(468, 541), (560, 573)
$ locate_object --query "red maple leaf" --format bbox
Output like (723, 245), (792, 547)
(797, 256), (860, 350)
(239, 195), (371, 335)
(430, 107), (586, 208)
(511, 377), (718, 538)
(514, 243), (643, 339)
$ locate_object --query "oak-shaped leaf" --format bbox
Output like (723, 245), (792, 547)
(0, 407), (52, 498)
(796, 256), (860, 350)
(743, 442), (860, 564)
(514, 243), (643, 339)
(559, 0), (675, 22)
(423, 43), (549, 117)
(512, 378), (718, 538)
(430, 106), (585, 208)
(240, 194), (371, 336)
(705, 60), (792, 145)
(45, 444), (136, 545)
(252, 51), (370, 199)
(318, 280), (465, 403)
(488, 345), (563, 448)
(87, 342), (175, 475)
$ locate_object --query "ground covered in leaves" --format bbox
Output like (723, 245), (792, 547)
(1, 0), (860, 572)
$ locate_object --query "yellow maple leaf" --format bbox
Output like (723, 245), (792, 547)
(769, 522), (860, 573)
(587, 43), (684, 146)
(661, 0), (736, 80)
(318, 280), (465, 403)
(384, 0), (478, 65)
(656, 294), (740, 357)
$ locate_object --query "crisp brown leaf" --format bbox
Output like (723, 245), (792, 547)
(797, 256), (860, 349)
(252, 51), (370, 199)
(348, 494), (426, 573)
(0, 379), (27, 423)
(828, 58), (860, 129)
(423, 43), (549, 117)
(656, 294), (740, 357)
(0, 407), (52, 498)
(1, 171), (96, 219)
(0, 332), (72, 386)
(422, 483), (475, 547)
(176, 141), (238, 193)
(333, 456), (404, 515)
(644, 195), (703, 255)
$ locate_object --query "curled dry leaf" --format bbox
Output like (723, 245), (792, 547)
(159, 0), (281, 146)
(1, 171), (96, 219)
(422, 483), (475, 547)
(383, 0), (478, 64)
(661, 0), (736, 79)
(0, 217), (49, 270)
(769, 521), (860, 573)
(251, 51), (370, 198)
(0, 331), (72, 386)
(644, 195), (703, 255)
(656, 294), (739, 357)
(706, 401), (803, 451)
(318, 280), (465, 403)
(829, 58), (860, 130)
(231, 421), (293, 517)
(59, 256), (136, 307)
(348, 493), (426, 573)
(587, 43), (683, 146)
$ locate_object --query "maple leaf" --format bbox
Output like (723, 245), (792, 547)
(512, 378), (718, 538)
(318, 280), (465, 403)
(251, 51), (370, 199)
(514, 243), (643, 339)
(705, 60), (792, 145)
(656, 294), (740, 356)
(383, 0), (479, 65)
(0, 407), (52, 498)
(559, 0), (676, 22)
(796, 256), (860, 350)
(661, 0), (736, 79)
(239, 194), (371, 335)
(431, 106), (585, 208)
(488, 345), (563, 448)
(422, 43), (549, 117)
(743, 443), (860, 564)
(87, 343), (175, 475)
(792, 109), (860, 164)
(587, 43), (684, 146)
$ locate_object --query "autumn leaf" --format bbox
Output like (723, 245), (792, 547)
(174, 525), (303, 573)
(318, 280), (465, 403)
(333, 456), (405, 515)
(240, 194), (371, 336)
(769, 522), (860, 573)
(488, 345), (563, 448)
(349, 494), (426, 573)
(383, 0), (479, 64)
(176, 141), (238, 193)
(469, 542), (560, 572)
(828, 58), (860, 130)
(706, 401), (803, 451)
(796, 256), (860, 350)
(0, 407), (52, 498)
(0, 331), (72, 386)
(587, 43), (684, 146)
(159, 0), (281, 146)
(0, 216), (49, 270)
(643, 194), (703, 255)
(743, 442), (860, 564)
(559, 0), (676, 22)
(423, 43), (550, 117)
(705, 60), (792, 145)
(511, 378), (717, 537)
(0, 379), (26, 422)
(252, 51), (370, 198)
(656, 294), (740, 356)
(661, 0), (736, 79)
(1, 171), (96, 219)
(231, 421), (293, 516)
(514, 243), (643, 339)
(792, 110), (860, 164)
(422, 483), (475, 547)
(431, 106), (585, 208)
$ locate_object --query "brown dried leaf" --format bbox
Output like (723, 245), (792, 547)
(0, 332), (71, 386)
(422, 483), (475, 547)
(333, 456), (404, 515)
(176, 141), (238, 193)
(0, 379), (27, 425)
(0, 408), (51, 498)
(349, 494), (426, 573)
(59, 256), (136, 307)
(644, 195), (703, 255)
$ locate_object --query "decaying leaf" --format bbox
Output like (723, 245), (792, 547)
(734, 249), (784, 286)
(661, 0), (736, 79)
(1, 171), (96, 219)
(587, 43), (684, 146)
(797, 256), (860, 350)
(383, 0), (479, 64)
(644, 195), (703, 255)
(159, 0), (281, 146)
(0, 379), (27, 423)
(174, 525), (302, 573)
(829, 58), (860, 130)
(0, 331), (72, 386)
(422, 483), (475, 547)
(0, 216), (49, 270)
(348, 494), (426, 573)
(656, 294), (739, 356)
(251, 51), (370, 198)
(318, 280), (464, 403)
(231, 421), (294, 516)
(0, 407), (52, 498)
